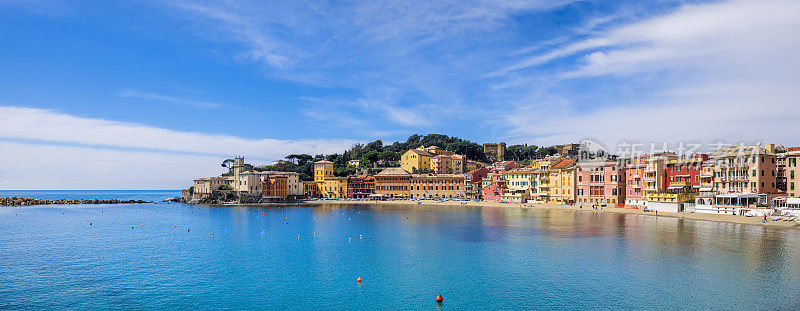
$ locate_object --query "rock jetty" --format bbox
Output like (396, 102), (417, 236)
(0, 197), (152, 206)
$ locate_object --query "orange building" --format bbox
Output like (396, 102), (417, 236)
(374, 167), (411, 198)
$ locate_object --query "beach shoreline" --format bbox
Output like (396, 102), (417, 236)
(305, 199), (800, 229)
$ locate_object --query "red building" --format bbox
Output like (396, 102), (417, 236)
(665, 154), (709, 191)
(303, 181), (319, 199)
(463, 167), (489, 200)
(347, 175), (375, 199)
(263, 174), (288, 199)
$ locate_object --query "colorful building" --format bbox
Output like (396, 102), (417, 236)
(529, 156), (566, 202)
(710, 144), (782, 211)
(783, 150), (800, 198)
(643, 152), (677, 200)
(549, 159), (577, 204)
(347, 175), (375, 199)
(410, 174), (465, 199)
(374, 167), (411, 199)
(314, 159), (347, 198)
(430, 154), (465, 174)
(501, 167), (537, 203)
(624, 155), (648, 208)
(480, 161), (518, 202)
(648, 154), (709, 210)
(576, 159), (626, 205)
(262, 174), (288, 199)
(303, 181), (319, 199)
(463, 167), (489, 200)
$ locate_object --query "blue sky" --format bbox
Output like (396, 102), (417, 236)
(1, 0), (799, 189)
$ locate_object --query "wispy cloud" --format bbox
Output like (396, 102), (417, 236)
(500, 0), (800, 149)
(161, 0), (576, 130)
(0, 106), (355, 159)
(119, 89), (222, 109)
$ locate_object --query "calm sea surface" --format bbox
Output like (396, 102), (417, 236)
(2, 190), (800, 310)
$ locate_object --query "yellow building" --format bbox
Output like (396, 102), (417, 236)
(529, 156), (567, 202)
(401, 146), (460, 173)
(314, 160), (347, 198)
(314, 160), (333, 182)
(401, 148), (433, 173)
(549, 159), (576, 204)
(320, 177), (348, 198)
(500, 167), (537, 203)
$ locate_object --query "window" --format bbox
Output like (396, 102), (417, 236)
(761, 170), (765, 176)
(761, 182), (765, 187)
(791, 182), (795, 191)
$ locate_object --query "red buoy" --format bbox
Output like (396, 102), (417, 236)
(357, 277), (362, 283)
(436, 292), (443, 302)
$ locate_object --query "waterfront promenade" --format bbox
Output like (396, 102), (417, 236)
(309, 200), (800, 229)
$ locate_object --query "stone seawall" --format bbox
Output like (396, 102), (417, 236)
(0, 197), (153, 206)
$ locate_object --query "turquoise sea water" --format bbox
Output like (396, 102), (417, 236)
(2, 190), (800, 310)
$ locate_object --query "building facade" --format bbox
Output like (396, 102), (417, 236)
(374, 167), (411, 198)
(576, 159), (626, 205)
(410, 174), (465, 199)
(347, 175), (375, 199)
(483, 142), (506, 162)
(549, 159), (577, 204)
(501, 167), (537, 203)
(262, 174), (288, 199)
(463, 167), (489, 200)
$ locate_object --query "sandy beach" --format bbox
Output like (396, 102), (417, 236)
(308, 199), (800, 229)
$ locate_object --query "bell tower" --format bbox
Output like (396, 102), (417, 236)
(233, 156), (244, 191)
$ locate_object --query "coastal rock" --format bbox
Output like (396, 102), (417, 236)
(0, 197), (153, 206)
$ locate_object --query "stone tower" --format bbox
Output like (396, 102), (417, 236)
(233, 156), (245, 191)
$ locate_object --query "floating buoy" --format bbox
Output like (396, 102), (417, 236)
(357, 277), (362, 283)
(297, 235), (300, 239)
(436, 292), (443, 302)
(360, 235), (363, 238)
(187, 228), (190, 232)
(90, 223), (92, 225)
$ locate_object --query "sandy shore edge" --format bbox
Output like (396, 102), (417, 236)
(306, 199), (800, 230)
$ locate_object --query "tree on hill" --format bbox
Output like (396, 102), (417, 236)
(446, 141), (486, 162)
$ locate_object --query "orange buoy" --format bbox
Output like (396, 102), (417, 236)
(357, 277), (362, 283)
(436, 292), (443, 302)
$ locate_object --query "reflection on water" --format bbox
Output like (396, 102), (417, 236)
(2, 200), (800, 310)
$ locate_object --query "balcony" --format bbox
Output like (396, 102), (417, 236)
(647, 192), (696, 203)
(670, 181), (691, 187)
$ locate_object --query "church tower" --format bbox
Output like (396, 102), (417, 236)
(233, 156), (245, 192)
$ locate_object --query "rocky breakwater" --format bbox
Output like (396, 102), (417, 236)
(0, 197), (153, 206)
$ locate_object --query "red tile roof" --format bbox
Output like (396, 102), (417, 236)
(552, 159), (575, 169)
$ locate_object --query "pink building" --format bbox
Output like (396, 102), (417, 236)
(480, 161), (518, 201)
(624, 155), (648, 208)
(577, 159), (626, 205)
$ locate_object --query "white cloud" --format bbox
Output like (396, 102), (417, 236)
(0, 106), (355, 160)
(119, 89), (222, 109)
(503, 0), (800, 150)
(0, 141), (221, 190)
